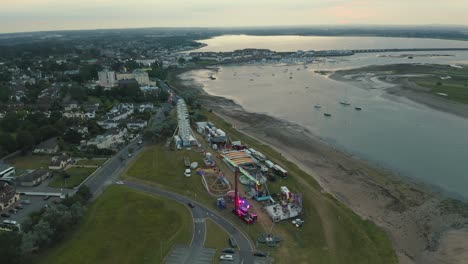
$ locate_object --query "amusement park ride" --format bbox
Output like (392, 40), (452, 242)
(233, 168), (258, 224)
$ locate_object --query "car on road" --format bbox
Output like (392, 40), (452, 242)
(21, 200), (31, 205)
(1, 213), (10, 218)
(220, 255), (234, 261)
(253, 251), (267, 257)
(184, 169), (191, 177)
(222, 248), (235, 254)
(228, 237), (237, 248)
(187, 203), (195, 208)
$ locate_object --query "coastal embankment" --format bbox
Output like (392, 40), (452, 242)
(169, 67), (468, 264)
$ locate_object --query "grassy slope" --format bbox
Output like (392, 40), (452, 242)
(124, 111), (397, 263)
(205, 219), (231, 263)
(38, 185), (192, 264)
(7, 155), (51, 170)
(75, 159), (107, 166)
(49, 167), (96, 188)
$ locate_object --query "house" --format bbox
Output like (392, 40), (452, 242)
(127, 119), (148, 130)
(63, 111), (85, 119)
(16, 169), (50, 187)
(49, 155), (72, 170)
(138, 103), (154, 112)
(87, 129), (127, 150)
(97, 119), (120, 130)
(33, 138), (59, 154)
(84, 111), (96, 119)
(0, 180), (19, 211)
(64, 103), (79, 111)
(118, 79), (139, 89)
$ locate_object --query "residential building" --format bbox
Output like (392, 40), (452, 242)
(87, 129), (127, 149)
(16, 169), (50, 187)
(33, 137), (59, 154)
(117, 79), (139, 88)
(63, 111), (85, 119)
(116, 69), (153, 86)
(0, 180), (19, 211)
(127, 119), (148, 130)
(49, 155), (72, 170)
(98, 70), (116, 88)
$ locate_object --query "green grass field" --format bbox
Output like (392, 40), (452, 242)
(49, 167), (96, 188)
(75, 159), (107, 166)
(38, 185), (192, 264)
(125, 110), (397, 264)
(7, 155), (51, 170)
(412, 77), (468, 104)
(205, 219), (231, 263)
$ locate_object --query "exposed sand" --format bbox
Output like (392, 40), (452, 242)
(172, 68), (468, 264)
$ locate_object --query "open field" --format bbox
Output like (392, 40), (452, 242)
(126, 119), (397, 263)
(38, 185), (192, 264)
(6, 154), (51, 170)
(205, 219), (231, 263)
(49, 167), (96, 188)
(75, 158), (107, 166)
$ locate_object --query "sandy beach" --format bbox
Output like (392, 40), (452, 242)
(171, 66), (468, 264)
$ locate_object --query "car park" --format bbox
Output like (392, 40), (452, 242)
(220, 255), (233, 261)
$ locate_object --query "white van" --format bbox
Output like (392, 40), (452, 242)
(184, 169), (191, 177)
(220, 254), (233, 261)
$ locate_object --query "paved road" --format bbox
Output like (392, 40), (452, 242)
(84, 136), (144, 198)
(123, 181), (255, 264)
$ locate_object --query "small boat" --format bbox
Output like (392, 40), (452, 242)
(249, 79), (254, 81)
(209, 76), (216, 80)
(340, 101), (351, 106)
(289, 76), (293, 79)
(354, 107), (362, 111)
(314, 105), (322, 109)
(323, 113), (332, 117)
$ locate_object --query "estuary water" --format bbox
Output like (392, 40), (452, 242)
(193, 34), (468, 52)
(182, 35), (468, 199)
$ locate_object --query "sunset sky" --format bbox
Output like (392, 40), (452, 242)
(1, 0), (468, 33)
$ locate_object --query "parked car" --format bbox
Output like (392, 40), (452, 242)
(292, 218), (304, 228)
(1, 213), (10, 218)
(43, 196), (51, 201)
(21, 200), (31, 205)
(253, 251), (267, 257)
(184, 169), (191, 177)
(222, 248), (235, 254)
(14, 205), (23, 210)
(220, 255), (233, 261)
(228, 237), (237, 248)
(8, 208), (17, 214)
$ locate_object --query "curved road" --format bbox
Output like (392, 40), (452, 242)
(122, 181), (255, 263)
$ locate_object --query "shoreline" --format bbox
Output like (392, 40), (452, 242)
(168, 66), (468, 264)
(330, 64), (468, 120)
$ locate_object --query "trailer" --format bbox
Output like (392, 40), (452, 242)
(272, 165), (288, 177)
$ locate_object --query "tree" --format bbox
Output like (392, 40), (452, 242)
(63, 129), (82, 144)
(33, 220), (54, 248)
(0, 231), (22, 264)
(75, 185), (92, 203)
(16, 130), (35, 150)
(0, 84), (11, 103)
(1, 112), (20, 132)
(21, 232), (37, 256)
(0, 132), (17, 153)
